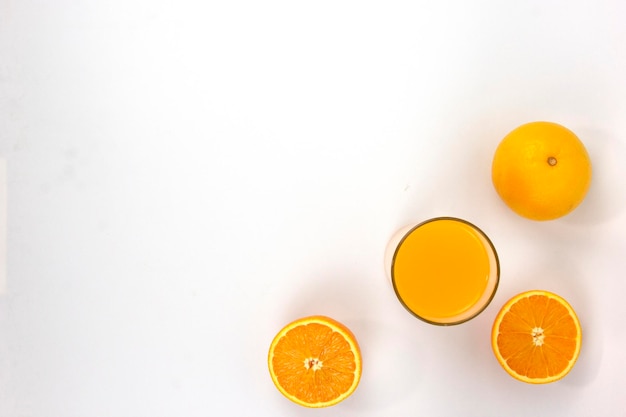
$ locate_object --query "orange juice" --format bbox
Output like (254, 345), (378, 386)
(386, 217), (499, 325)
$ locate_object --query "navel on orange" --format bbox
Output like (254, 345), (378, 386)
(492, 121), (592, 220)
(268, 315), (362, 408)
(491, 290), (582, 384)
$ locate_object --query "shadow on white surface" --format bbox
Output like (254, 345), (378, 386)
(562, 127), (626, 227)
(492, 248), (603, 388)
(344, 317), (425, 412)
(268, 266), (428, 412)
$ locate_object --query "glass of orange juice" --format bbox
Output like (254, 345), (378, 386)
(385, 217), (499, 325)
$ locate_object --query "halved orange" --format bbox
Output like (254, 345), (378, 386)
(491, 290), (582, 384)
(268, 315), (362, 407)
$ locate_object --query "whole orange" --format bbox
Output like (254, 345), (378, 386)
(491, 121), (592, 221)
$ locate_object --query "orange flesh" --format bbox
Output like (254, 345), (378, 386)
(269, 318), (360, 407)
(392, 219), (493, 322)
(494, 293), (580, 382)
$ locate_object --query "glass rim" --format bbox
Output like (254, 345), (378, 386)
(390, 216), (500, 326)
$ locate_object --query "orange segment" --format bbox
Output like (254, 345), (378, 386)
(491, 290), (582, 384)
(268, 316), (362, 407)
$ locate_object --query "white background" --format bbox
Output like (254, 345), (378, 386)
(1, 1), (626, 416)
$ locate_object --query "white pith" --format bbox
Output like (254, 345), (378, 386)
(304, 357), (323, 371)
(531, 327), (545, 346)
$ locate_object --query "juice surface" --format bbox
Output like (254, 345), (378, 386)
(392, 219), (492, 323)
